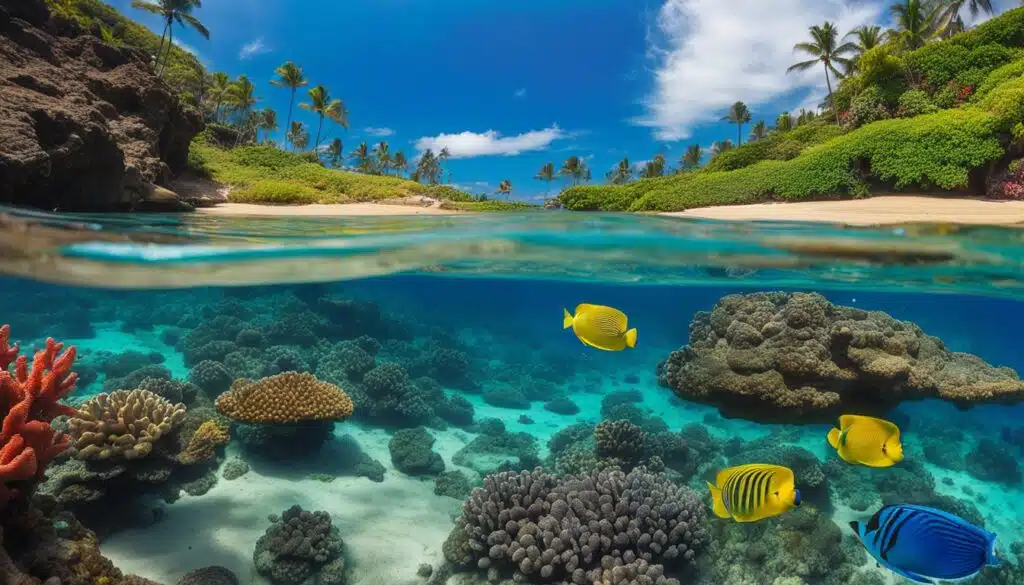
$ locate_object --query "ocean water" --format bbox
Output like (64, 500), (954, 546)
(2, 206), (1024, 585)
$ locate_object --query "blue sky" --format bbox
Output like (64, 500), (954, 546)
(113, 0), (1017, 201)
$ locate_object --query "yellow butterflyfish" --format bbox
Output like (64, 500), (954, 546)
(827, 414), (903, 467)
(706, 463), (801, 523)
(562, 304), (637, 351)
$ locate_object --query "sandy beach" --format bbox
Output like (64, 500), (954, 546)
(197, 202), (461, 216)
(664, 195), (1024, 225)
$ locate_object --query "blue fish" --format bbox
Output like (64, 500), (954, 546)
(849, 504), (1000, 584)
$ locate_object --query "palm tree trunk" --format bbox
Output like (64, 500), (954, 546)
(153, 21), (169, 71)
(824, 62), (839, 125)
(314, 116), (324, 152)
(285, 88), (296, 151)
(158, 21), (173, 77)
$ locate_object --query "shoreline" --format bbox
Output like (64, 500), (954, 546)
(195, 202), (463, 216)
(660, 195), (1024, 226)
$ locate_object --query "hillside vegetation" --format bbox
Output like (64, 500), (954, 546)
(188, 135), (476, 205)
(557, 7), (1024, 212)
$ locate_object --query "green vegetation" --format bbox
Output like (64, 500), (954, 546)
(439, 200), (538, 212)
(188, 135), (474, 204)
(555, 5), (1024, 212)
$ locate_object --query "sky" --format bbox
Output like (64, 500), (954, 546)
(112, 0), (1017, 201)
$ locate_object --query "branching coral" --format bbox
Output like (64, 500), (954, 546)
(177, 420), (230, 465)
(658, 292), (1024, 422)
(67, 389), (187, 460)
(0, 325), (79, 509)
(215, 372), (354, 424)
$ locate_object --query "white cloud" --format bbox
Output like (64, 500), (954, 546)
(364, 127), (395, 137)
(637, 0), (883, 140)
(414, 125), (567, 159)
(514, 88), (527, 98)
(239, 37), (271, 60)
(173, 39), (198, 56)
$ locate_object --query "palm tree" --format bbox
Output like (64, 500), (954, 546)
(350, 142), (373, 173)
(205, 72), (231, 123)
(748, 121), (769, 142)
(722, 102), (752, 145)
(438, 148), (451, 184)
(776, 112), (794, 131)
(325, 138), (343, 168)
(680, 144), (703, 171)
(711, 140), (735, 156)
(392, 152), (408, 177)
(412, 149), (441, 184)
(935, 0), (993, 38)
(496, 179), (513, 200)
(535, 162), (556, 192)
(559, 156), (586, 186)
(787, 22), (856, 125)
(300, 85), (348, 152)
(227, 75), (257, 145)
(583, 166), (592, 184)
(287, 121), (309, 151)
(888, 0), (941, 50)
(257, 108), (277, 143)
(640, 154), (666, 179)
(131, 0), (209, 76)
(606, 157), (633, 185)
(269, 62), (308, 150)
(373, 141), (392, 175)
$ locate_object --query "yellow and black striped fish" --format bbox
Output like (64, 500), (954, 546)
(562, 304), (637, 351)
(706, 463), (801, 523)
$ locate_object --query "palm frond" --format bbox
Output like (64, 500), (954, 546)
(130, 0), (164, 15)
(787, 59), (820, 72)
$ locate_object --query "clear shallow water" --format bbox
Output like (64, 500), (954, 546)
(2, 205), (1023, 585)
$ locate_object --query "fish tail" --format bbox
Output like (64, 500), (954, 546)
(562, 309), (574, 329)
(625, 328), (637, 348)
(827, 427), (841, 450)
(706, 481), (730, 519)
(986, 533), (1001, 567)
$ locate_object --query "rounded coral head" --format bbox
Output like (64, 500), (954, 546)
(215, 371), (355, 424)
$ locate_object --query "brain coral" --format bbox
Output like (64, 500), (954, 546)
(658, 292), (1024, 423)
(215, 372), (354, 423)
(445, 466), (707, 584)
(67, 389), (187, 460)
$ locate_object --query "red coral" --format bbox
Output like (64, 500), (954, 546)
(0, 325), (78, 509)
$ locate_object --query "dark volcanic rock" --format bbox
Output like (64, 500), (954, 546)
(0, 0), (202, 211)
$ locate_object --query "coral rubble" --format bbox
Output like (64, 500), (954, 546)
(658, 292), (1024, 422)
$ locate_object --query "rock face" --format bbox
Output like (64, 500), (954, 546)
(0, 0), (202, 211)
(658, 292), (1024, 423)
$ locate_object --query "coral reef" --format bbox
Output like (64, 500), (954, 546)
(594, 420), (647, 462)
(254, 505), (345, 585)
(435, 470), (472, 499)
(67, 389), (187, 460)
(177, 420), (231, 465)
(0, 325), (78, 510)
(966, 438), (1021, 485)
(658, 292), (1024, 422)
(222, 457), (250, 480)
(176, 566), (240, 585)
(545, 397), (581, 415)
(444, 467), (707, 584)
(215, 371), (354, 424)
(389, 427), (445, 477)
(0, 0), (202, 211)
(453, 427), (540, 477)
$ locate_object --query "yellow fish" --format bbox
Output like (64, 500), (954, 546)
(827, 414), (903, 467)
(562, 304), (637, 351)
(706, 464), (801, 523)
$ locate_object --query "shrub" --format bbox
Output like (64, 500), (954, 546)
(975, 73), (1024, 126)
(988, 159), (1024, 200)
(845, 86), (890, 129)
(973, 58), (1024, 99)
(855, 45), (908, 104)
(905, 43), (1014, 89)
(949, 7), (1024, 49)
(897, 89), (938, 117)
(439, 200), (539, 212)
(422, 185), (474, 202)
(704, 140), (772, 172)
(232, 180), (323, 204)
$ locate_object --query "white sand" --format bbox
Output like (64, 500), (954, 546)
(102, 425), (463, 585)
(662, 196), (1024, 226)
(197, 202), (460, 216)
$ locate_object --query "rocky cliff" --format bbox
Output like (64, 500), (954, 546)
(0, 0), (202, 211)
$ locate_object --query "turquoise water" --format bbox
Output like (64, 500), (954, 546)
(2, 206), (1023, 585)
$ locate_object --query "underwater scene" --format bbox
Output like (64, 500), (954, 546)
(1, 210), (1024, 585)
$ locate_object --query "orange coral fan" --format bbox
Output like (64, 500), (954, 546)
(0, 324), (79, 509)
(215, 371), (354, 424)
(177, 420), (230, 465)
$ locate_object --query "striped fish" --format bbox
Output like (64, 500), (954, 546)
(706, 463), (801, 523)
(850, 504), (1001, 584)
(562, 304), (637, 351)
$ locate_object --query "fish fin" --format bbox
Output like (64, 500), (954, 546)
(625, 328), (637, 349)
(827, 427), (841, 450)
(849, 521), (862, 536)
(563, 309), (574, 330)
(986, 532), (1001, 567)
(706, 481), (731, 519)
(887, 566), (935, 584)
(838, 414), (862, 430)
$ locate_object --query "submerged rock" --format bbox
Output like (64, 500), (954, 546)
(658, 292), (1024, 423)
(0, 0), (202, 211)
(176, 566), (240, 585)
